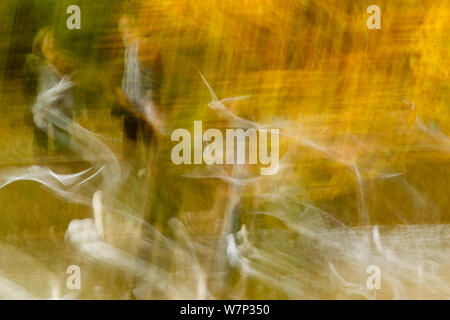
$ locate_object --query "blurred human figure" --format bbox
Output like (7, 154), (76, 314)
(114, 13), (164, 166)
(23, 27), (75, 160)
(115, 10), (168, 255)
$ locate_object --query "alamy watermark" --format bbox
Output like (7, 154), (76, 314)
(66, 5), (81, 30)
(171, 121), (279, 176)
(66, 265), (81, 290)
(366, 5), (381, 30)
(366, 265), (381, 290)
